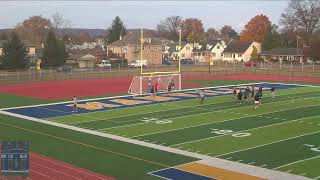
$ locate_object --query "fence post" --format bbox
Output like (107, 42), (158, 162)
(280, 62), (282, 70)
(291, 62), (293, 71)
(302, 62), (304, 71)
(313, 62), (315, 72)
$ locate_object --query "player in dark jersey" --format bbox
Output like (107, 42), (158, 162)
(251, 85), (255, 101)
(237, 90), (243, 104)
(233, 87), (237, 99)
(254, 93), (260, 109)
(271, 85), (275, 98)
(244, 86), (250, 102)
(167, 83), (172, 95)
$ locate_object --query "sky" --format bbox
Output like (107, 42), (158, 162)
(0, 1), (289, 32)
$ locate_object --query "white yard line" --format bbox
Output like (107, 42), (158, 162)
(170, 114), (320, 147)
(129, 103), (320, 140)
(0, 109), (311, 180)
(216, 131), (320, 158)
(275, 155), (320, 169)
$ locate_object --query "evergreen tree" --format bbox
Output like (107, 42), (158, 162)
(42, 29), (67, 67)
(250, 46), (258, 61)
(107, 16), (127, 43)
(262, 24), (282, 50)
(0, 32), (28, 70)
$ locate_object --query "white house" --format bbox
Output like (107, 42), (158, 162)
(193, 40), (225, 62)
(222, 41), (261, 62)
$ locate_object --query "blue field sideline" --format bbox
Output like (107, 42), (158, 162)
(3, 83), (304, 119)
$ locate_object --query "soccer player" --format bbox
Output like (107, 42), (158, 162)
(244, 86), (250, 102)
(170, 79), (175, 91)
(271, 85), (275, 98)
(167, 82), (172, 95)
(154, 81), (159, 95)
(251, 85), (255, 101)
(258, 87), (263, 104)
(237, 90), (243, 104)
(233, 87), (237, 99)
(254, 93), (260, 109)
(198, 89), (205, 104)
(150, 85), (155, 100)
(73, 96), (78, 112)
(148, 79), (152, 93)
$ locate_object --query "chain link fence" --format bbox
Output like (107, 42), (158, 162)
(0, 61), (320, 84)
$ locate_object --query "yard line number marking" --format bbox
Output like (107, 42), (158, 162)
(210, 128), (251, 138)
(304, 144), (320, 152)
(141, 117), (172, 124)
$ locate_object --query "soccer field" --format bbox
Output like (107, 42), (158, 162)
(1, 82), (320, 179)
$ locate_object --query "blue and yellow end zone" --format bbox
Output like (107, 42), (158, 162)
(2, 83), (304, 119)
(150, 161), (267, 180)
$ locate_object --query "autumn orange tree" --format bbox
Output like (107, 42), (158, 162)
(240, 14), (271, 43)
(181, 18), (204, 43)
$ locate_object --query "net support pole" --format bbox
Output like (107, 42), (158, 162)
(179, 74), (182, 91)
(139, 76), (142, 94)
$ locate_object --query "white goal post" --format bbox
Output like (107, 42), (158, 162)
(128, 74), (181, 95)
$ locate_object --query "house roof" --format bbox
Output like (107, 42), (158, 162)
(259, 47), (310, 56)
(163, 42), (187, 53)
(79, 54), (97, 61)
(109, 31), (164, 46)
(223, 41), (253, 53)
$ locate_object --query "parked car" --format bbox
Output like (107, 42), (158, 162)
(56, 65), (72, 72)
(244, 61), (257, 67)
(162, 59), (172, 65)
(97, 60), (112, 68)
(128, 60), (147, 68)
(181, 58), (195, 65)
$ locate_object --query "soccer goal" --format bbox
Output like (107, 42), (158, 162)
(128, 73), (181, 95)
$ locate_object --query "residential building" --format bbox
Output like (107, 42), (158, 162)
(162, 42), (186, 61)
(222, 41), (261, 62)
(193, 40), (226, 63)
(259, 47), (312, 63)
(107, 31), (163, 65)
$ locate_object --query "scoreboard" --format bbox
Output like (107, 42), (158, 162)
(0, 141), (29, 177)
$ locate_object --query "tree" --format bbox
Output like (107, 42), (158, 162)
(280, 0), (320, 44)
(15, 16), (52, 47)
(107, 16), (127, 44)
(250, 46), (258, 61)
(262, 24), (282, 50)
(0, 32), (28, 70)
(240, 14), (271, 43)
(42, 29), (67, 67)
(205, 28), (220, 41)
(310, 33), (320, 60)
(156, 16), (182, 41)
(181, 18), (204, 42)
(51, 12), (72, 39)
(220, 25), (239, 42)
(0, 32), (8, 40)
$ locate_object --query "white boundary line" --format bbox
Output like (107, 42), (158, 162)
(0, 108), (312, 180)
(216, 130), (320, 158)
(275, 155), (320, 169)
(126, 98), (320, 138)
(170, 114), (320, 147)
(0, 82), (275, 111)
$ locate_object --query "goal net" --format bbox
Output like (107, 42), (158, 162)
(128, 74), (181, 95)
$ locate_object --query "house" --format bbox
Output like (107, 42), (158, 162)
(222, 41), (261, 62)
(193, 40), (226, 63)
(107, 31), (163, 65)
(259, 47), (311, 63)
(78, 54), (97, 68)
(162, 42), (186, 61)
(0, 40), (36, 57)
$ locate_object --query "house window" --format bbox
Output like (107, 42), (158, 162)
(182, 53), (185, 58)
(186, 46), (190, 50)
(154, 55), (157, 58)
(155, 46), (158, 50)
(148, 46), (151, 50)
(212, 53), (216, 57)
(217, 45), (220, 49)
(238, 53), (242, 57)
(134, 46), (138, 50)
